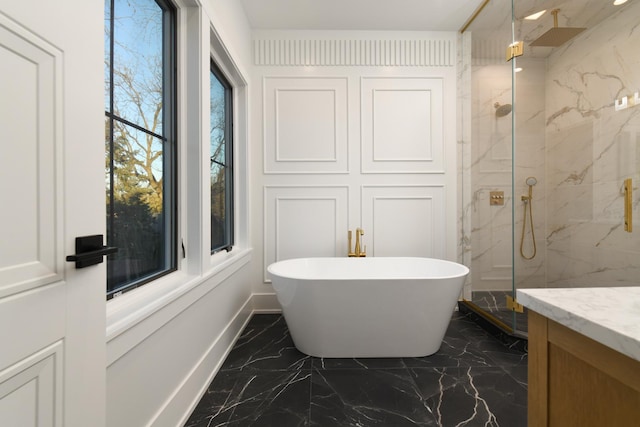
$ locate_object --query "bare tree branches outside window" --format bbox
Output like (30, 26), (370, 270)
(105, 0), (175, 296)
(210, 62), (233, 252)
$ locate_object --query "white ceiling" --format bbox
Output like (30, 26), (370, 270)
(239, 0), (635, 60)
(239, 0), (485, 31)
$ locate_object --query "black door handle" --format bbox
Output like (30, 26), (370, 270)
(66, 235), (118, 269)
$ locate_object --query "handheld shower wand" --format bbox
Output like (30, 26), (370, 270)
(520, 177), (537, 260)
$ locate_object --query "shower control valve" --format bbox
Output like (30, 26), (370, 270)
(490, 191), (505, 206)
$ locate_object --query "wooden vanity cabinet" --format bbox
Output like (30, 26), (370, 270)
(528, 310), (640, 426)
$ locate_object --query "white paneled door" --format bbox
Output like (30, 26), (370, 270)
(0, 1), (105, 426)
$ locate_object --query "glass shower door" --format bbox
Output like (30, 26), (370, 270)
(463, 0), (640, 338)
(511, 0), (640, 335)
(461, 0), (519, 334)
(511, 0), (548, 336)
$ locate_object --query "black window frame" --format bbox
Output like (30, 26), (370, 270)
(105, 0), (178, 299)
(209, 59), (234, 254)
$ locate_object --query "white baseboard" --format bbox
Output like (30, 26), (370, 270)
(154, 293), (281, 427)
(251, 292), (281, 313)
(150, 296), (252, 426)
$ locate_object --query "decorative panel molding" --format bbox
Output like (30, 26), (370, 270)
(254, 39), (454, 67)
(361, 78), (444, 173)
(263, 77), (348, 173)
(276, 90), (337, 161)
(361, 186), (445, 257)
(0, 341), (63, 427)
(0, 16), (63, 298)
(264, 186), (349, 281)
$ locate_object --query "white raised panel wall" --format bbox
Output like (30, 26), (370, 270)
(263, 77), (348, 173)
(361, 77), (444, 173)
(255, 31), (458, 288)
(362, 186), (445, 257)
(264, 186), (349, 280)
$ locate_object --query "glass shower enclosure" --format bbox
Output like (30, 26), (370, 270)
(459, 0), (640, 337)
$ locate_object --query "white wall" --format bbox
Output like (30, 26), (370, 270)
(105, 1), (256, 426)
(250, 30), (460, 297)
(103, 16), (462, 427)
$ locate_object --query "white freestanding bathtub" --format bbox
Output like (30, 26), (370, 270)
(267, 257), (470, 358)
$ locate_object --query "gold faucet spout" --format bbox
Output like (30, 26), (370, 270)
(355, 228), (366, 257)
(348, 228), (366, 257)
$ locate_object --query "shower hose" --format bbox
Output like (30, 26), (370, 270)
(520, 195), (536, 260)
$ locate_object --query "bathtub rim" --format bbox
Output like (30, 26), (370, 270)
(267, 256), (470, 282)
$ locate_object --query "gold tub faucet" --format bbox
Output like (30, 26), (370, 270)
(348, 228), (366, 257)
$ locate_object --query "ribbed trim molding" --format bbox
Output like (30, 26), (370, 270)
(254, 38), (455, 67)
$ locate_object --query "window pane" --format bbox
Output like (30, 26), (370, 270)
(105, 0), (175, 297)
(107, 122), (166, 293)
(210, 66), (232, 252)
(104, 0), (111, 112)
(105, 117), (112, 214)
(112, 0), (163, 135)
(210, 72), (226, 166)
(211, 164), (227, 250)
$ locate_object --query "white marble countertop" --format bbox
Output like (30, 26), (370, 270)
(517, 287), (640, 363)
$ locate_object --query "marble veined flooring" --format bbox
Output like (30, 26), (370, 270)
(185, 312), (528, 426)
(471, 291), (529, 334)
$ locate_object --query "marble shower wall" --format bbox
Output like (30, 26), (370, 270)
(468, 58), (547, 292)
(514, 57), (547, 289)
(545, 0), (640, 288)
(463, 1), (640, 294)
(469, 62), (514, 292)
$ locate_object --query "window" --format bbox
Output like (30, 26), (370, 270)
(104, 0), (176, 298)
(210, 61), (234, 253)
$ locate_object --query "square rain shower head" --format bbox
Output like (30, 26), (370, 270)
(529, 9), (586, 47)
(530, 27), (586, 47)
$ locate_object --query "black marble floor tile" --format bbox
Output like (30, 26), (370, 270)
(221, 315), (312, 372)
(468, 328), (528, 365)
(185, 370), (311, 427)
(409, 367), (527, 427)
(313, 357), (407, 370)
(186, 312), (528, 427)
(458, 301), (529, 353)
(505, 361), (528, 390)
(311, 368), (436, 426)
(471, 291), (529, 333)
